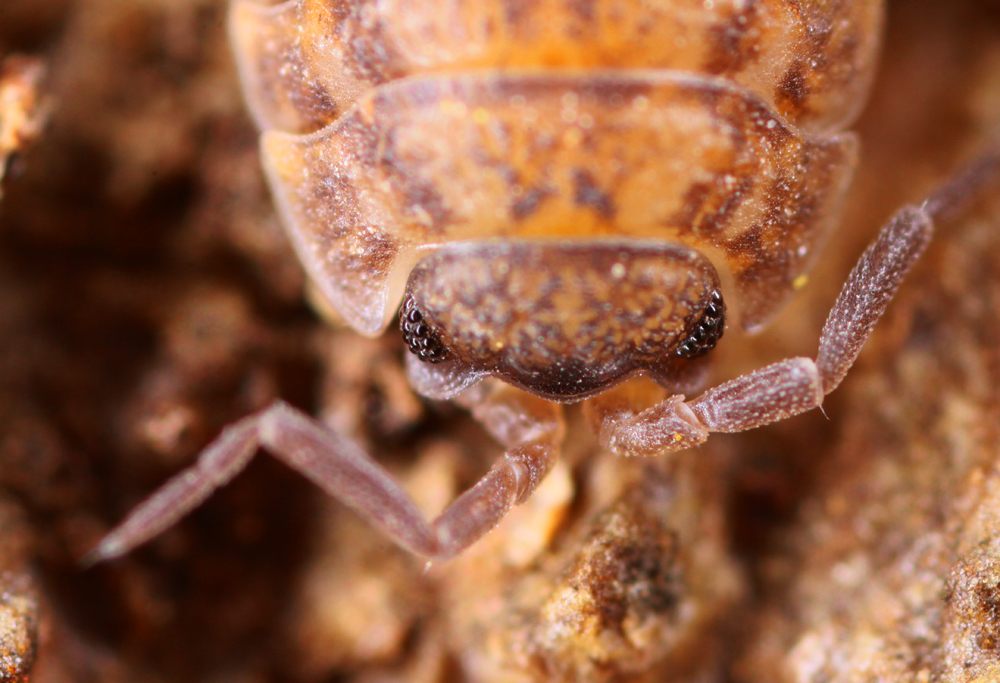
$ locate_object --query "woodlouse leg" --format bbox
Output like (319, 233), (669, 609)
(444, 382), (564, 551)
(87, 387), (563, 564)
(589, 148), (1000, 454)
(584, 384), (711, 456)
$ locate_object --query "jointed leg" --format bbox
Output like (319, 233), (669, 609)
(88, 384), (563, 564)
(588, 147), (1000, 455)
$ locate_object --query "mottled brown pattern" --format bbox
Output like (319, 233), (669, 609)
(511, 183), (555, 221)
(572, 168), (616, 220)
(771, 0), (883, 128)
(340, 1), (409, 87)
(703, 0), (761, 76)
(502, 0), (533, 30)
(231, 0), (884, 135)
(567, 0), (597, 25)
(230, 0), (346, 132)
(378, 127), (453, 233)
(972, 582), (1000, 652)
(260, 72), (857, 333)
(775, 60), (809, 116)
(261, 118), (403, 333)
(405, 242), (721, 399)
(561, 497), (682, 631)
(734, 135), (855, 328)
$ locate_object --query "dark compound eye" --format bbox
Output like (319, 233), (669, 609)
(676, 291), (726, 360)
(400, 296), (450, 363)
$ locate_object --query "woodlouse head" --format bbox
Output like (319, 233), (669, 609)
(401, 240), (725, 401)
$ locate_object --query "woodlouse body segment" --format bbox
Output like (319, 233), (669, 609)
(260, 72), (858, 334)
(230, 0), (884, 135)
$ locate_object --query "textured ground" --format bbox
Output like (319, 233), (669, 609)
(0, 0), (999, 681)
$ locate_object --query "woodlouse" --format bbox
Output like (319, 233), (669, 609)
(88, 0), (1000, 566)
